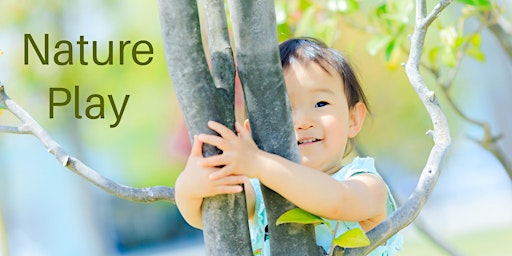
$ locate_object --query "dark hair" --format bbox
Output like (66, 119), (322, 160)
(279, 37), (370, 112)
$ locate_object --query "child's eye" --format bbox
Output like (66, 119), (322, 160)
(315, 101), (329, 108)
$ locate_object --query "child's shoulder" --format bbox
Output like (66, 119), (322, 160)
(332, 156), (378, 180)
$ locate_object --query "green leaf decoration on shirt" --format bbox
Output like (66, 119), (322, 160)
(332, 227), (371, 248)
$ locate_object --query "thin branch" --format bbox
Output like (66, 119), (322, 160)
(422, 20), (489, 126)
(0, 84), (175, 203)
(423, 0), (454, 28)
(346, 0), (452, 254)
(485, 9), (512, 60)
(419, 16), (512, 180)
(204, 0), (236, 99)
(0, 124), (31, 134)
(441, 22), (486, 91)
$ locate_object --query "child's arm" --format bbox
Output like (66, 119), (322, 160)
(198, 121), (388, 224)
(174, 136), (249, 229)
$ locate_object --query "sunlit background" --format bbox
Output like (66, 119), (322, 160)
(1, 0), (511, 255)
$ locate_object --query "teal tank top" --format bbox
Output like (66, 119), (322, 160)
(248, 157), (403, 255)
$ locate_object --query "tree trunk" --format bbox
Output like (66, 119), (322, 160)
(158, 1), (252, 255)
(158, 0), (319, 255)
(227, 0), (320, 255)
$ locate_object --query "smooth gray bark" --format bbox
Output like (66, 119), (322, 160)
(157, 1), (252, 255)
(227, 0), (320, 255)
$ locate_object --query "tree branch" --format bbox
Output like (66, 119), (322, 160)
(0, 124), (31, 134)
(420, 16), (512, 181)
(345, 0), (452, 254)
(486, 9), (512, 60)
(204, 0), (236, 100)
(423, 0), (453, 28)
(0, 84), (175, 203)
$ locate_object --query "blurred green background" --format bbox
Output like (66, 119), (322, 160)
(1, 0), (511, 255)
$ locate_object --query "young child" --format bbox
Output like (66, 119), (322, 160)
(174, 37), (402, 255)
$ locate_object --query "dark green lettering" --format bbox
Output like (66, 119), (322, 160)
(77, 36), (88, 65)
(73, 85), (82, 119)
(49, 88), (71, 118)
(109, 95), (130, 128)
(54, 40), (73, 65)
(92, 41), (113, 65)
(24, 34), (48, 65)
(119, 41), (131, 65)
(132, 40), (153, 65)
(85, 94), (105, 119)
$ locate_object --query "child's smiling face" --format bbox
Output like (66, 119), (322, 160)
(284, 61), (365, 175)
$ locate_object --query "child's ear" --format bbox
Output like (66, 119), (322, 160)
(348, 102), (366, 138)
(243, 119), (251, 133)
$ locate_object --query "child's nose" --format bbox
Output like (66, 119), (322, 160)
(293, 110), (315, 130)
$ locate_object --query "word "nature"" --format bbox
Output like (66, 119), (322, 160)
(24, 34), (153, 65)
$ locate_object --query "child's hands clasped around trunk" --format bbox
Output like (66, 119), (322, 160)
(198, 121), (262, 181)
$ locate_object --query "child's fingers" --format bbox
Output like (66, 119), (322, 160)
(209, 164), (234, 180)
(208, 121), (237, 140)
(213, 175), (247, 194)
(217, 175), (247, 185)
(235, 122), (252, 140)
(215, 184), (244, 195)
(198, 133), (227, 150)
(190, 135), (203, 157)
(200, 154), (227, 168)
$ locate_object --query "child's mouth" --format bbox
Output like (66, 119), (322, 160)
(297, 138), (321, 145)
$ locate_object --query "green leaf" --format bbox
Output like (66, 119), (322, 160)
(466, 45), (485, 62)
(469, 34), (481, 47)
(374, 3), (387, 19)
(330, 0), (359, 14)
(441, 46), (457, 67)
(276, 208), (325, 226)
(366, 35), (392, 56)
(429, 46), (440, 69)
(454, 36), (465, 49)
(384, 39), (396, 62)
(346, 0), (359, 13)
(332, 228), (371, 248)
(455, 0), (491, 7)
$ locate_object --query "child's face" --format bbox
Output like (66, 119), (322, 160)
(284, 61), (362, 174)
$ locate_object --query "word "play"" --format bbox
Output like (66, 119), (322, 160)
(49, 86), (130, 128)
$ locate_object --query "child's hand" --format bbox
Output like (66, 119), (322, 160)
(198, 121), (262, 180)
(176, 135), (247, 200)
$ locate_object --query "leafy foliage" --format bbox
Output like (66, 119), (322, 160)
(276, 207), (326, 226)
(277, 208), (370, 255)
(332, 228), (371, 249)
(456, 0), (491, 7)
